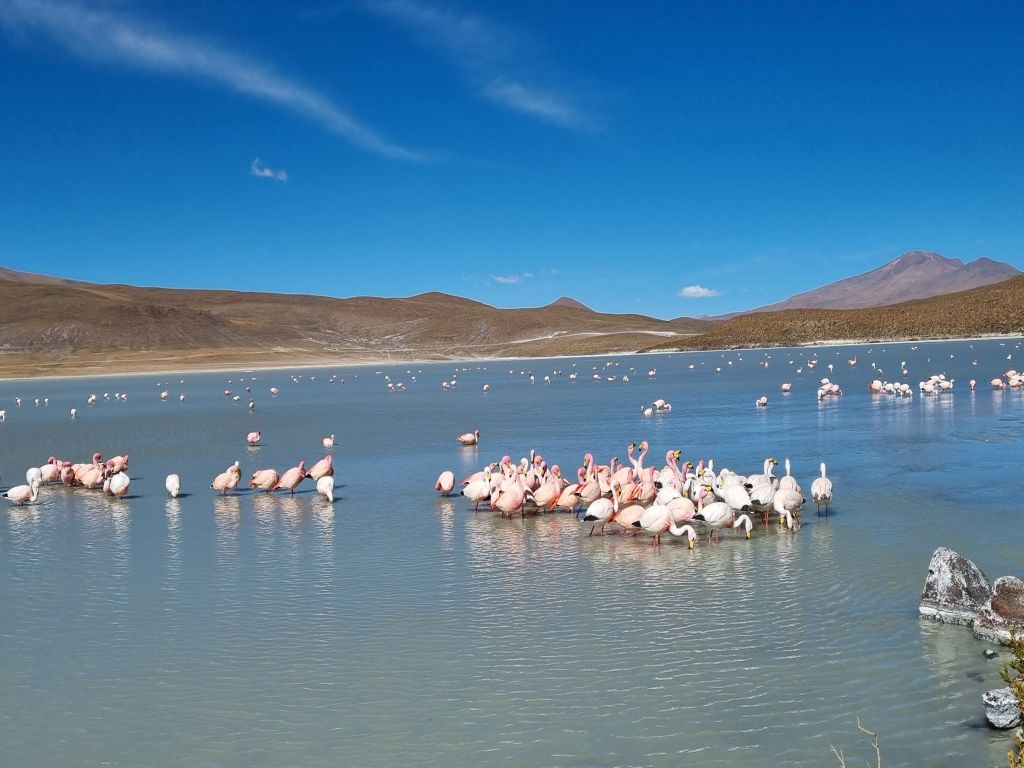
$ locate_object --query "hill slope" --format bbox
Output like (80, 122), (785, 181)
(0, 269), (709, 376)
(760, 251), (1020, 311)
(644, 275), (1024, 352)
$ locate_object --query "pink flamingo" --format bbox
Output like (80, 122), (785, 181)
(435, 470), (455, 496)
(456, 429), (480, 446)
(277, 461), (307, 493)
(4, 480), (40, 505)
(307, 455), (334, 481)
(212, 462), (241, 494)
(74, 452), (103, 483)
(249, 469), (280, 492)
(531, 467), (564, 509)
(247, 431), (261, 446)
(322, 434), (335, 450)
(106, 455), (129, 473)
(39, 457), (61, 484)
(491, 473), (527, 517)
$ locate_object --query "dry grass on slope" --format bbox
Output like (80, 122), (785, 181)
(643, 275), (1024, 352)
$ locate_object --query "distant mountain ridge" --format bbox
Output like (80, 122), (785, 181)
(759, 251), (1021, 311)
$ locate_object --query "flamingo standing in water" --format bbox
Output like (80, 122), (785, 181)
(165, 474), (181, 498)
(277, 461), (307, 493)
(322, 434), (335, 450)
(434, 470), (455, 496)
(249, 468), (280, 492)
(106, 472), (131, 498)
(39, 459), (61, 484)
(4, 480), (40, 505)
(306, 455), (334, 481)
(212, 462), (241, 494)
(247, 431), (261, 446)
(316, 475), (335, 502)
(461, 473), (493, 511)
(581, 483), (620, 535)
(811, 462), (833, 514)
(456, 429), (480, 446)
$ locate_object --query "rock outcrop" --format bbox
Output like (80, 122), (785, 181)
(919, 548), (993, 626)
(983, 687), (1022, 729)
(976, 576), (1024, 643)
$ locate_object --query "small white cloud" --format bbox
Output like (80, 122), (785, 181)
(250, 158), (288, 182)
(677, 284), (721, 298)
(492, 274), (523, 285)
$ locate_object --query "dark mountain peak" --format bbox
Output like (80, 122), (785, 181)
(548, 296), (592, 311)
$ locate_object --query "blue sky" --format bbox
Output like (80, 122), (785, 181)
(1, 0), (1022, 318)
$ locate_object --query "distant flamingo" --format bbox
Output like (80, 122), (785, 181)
(322, 434), (335, 450)
(165, 474), (181, 497)
(434, 470), (455, 496)
(457, 429), (480, 446)
(247, 431), (261, 446)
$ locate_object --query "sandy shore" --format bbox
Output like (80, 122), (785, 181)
(1, 333), (1021, 382)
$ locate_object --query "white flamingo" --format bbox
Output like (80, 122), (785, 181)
(316, 475), (335, 503)
(811, 462), (833, 514)
(165, 474), (181, 498)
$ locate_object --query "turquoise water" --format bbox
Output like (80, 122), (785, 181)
(1, 338), (1022, 767)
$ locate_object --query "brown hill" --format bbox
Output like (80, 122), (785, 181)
(0, 269), (710, 377)
(759, 251), (1020, 311)
(547, 296), (592, 311)
(643, 275), (1024, 352)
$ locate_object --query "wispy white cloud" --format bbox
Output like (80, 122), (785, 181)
(363, 0), (590, 129)
(678, 285), (721, 298)
(482, 79), (584, 128)
(492, 273), (532, 285)
(250, 158), (288, 182)
(0, 0), (425, 160)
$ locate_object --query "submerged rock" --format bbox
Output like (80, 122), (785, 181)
(983, 687), (1022, 729)
(975, 576), (1024, 643)
(919, 548), (993, 626)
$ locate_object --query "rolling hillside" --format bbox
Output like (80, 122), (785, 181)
(644, 275), (1024, 352)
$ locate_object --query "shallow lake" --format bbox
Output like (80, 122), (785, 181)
(1, 338), (1022, 767)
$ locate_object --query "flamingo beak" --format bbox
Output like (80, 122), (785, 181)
(688, 539), (695, 550)
(746, 530), (752, 539)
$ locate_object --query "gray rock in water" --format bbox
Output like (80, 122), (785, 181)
(975, 576), (1024, 644)
(984, 649), (998, 659)
(919, 547), (993, 627)
(983, 687), (1022, 729)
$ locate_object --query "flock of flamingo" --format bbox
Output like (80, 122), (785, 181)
(2, 435), (339, 506)
(3, 452), (131, 505)
(436, 439), (834, 547)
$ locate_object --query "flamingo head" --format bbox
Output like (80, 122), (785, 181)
(93, 452), (102, 461)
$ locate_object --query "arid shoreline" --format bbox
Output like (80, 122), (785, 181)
(3, 332), (1023, 382)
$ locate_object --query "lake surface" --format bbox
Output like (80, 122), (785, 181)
(1, 338), (1022, 767)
